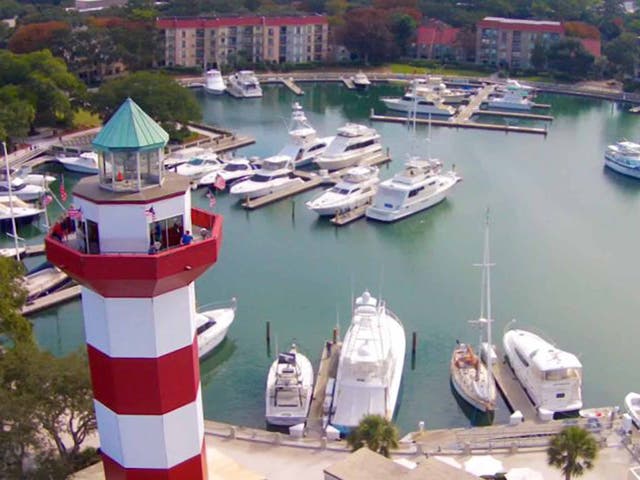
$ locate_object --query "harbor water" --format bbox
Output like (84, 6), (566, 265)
(26, 83), (640, 432)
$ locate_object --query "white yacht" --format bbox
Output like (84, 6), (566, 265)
(503, 329), (583, 417)
(230, 155), (302, 200)
(330, 291), (405, 435)
(450, 213), (497, 414)
(624, 392), (640, 428)
(175, 152), (224, 181)
(413, 77), (470, 104)
(351, 71), (371, 90)
(199, 157), (255, 187)
(486, 91), (533, 111)
(0, 197), (43, 224)
(275, 103), (334, 167)
(227, 70), (263, 98)
(604, 140), (640, 179)
(196, 298), (236, 359)
(366, 158), (459, 222)
(305, 166), (379, 216)
(165, 147), (208, 169)
(0, 177), (46, 202)
(265, 344), (314, 427)
(497, 79), (535, 97)
(204, 69), (226, 95)
(6, 167), (55, 187)
(381, 92), (456, 116)
(57, 151), (100, 174)
(314, 124), (382, 171)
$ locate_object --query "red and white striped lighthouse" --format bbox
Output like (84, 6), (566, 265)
(46, 99), (222, 479)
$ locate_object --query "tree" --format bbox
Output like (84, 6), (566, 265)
(339, 8), (395, 63)
(530, 41), (548, 72)
(346, 414), (399, 458)
(604, 32), (640, 77)
(546, 38), (594, 80)
(390, 13), (417, 57)
(547, 426), (599, 480)
(7, 21), (70, 54)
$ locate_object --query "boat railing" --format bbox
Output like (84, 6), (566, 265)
(198, 297), (237, 312)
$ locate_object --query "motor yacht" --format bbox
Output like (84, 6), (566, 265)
(366, 158), (460, 222)
(230, 155), (302, 200)
(0, 177), (46, 202)
(503, 329), (583, 417)
(0, 197), (44, 226)
(330, 291), (405, 435)
(4, 166), (55, 187)
(604, 140), (640, 179)
(204, 69), (226, 95)
(57, 151), (100, 174)
(413, 76), (470, 104)
(227, 70), (263, 98)
(265, 344), (314, 427)
(175, 152), (224, 181)
(624, 392), (640, 428)
(196, 298), (236, 359)
(381, 92), (456, 116)
(486, 91), (533, 111)
(275, 103), (334, 167)
(351, 71), (371, 90)
(450, 213), (497, 414)
(305, 166), (379, 216)
(199, 157), (255, 187)
(497, 79), (535, 98)
(165, 147), (208, 169)
(314, 124), (382, 171)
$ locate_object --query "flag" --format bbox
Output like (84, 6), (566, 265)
(67, 206), (82, 220)
(145, 206), (156, 221)
(206, 191), (216, 208)
(42, 194), (53, 207)
(59, 175), (67, 202)
(214, 174), (226, 191)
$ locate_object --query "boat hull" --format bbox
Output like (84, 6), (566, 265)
(230, 177), (303, 200)
(604, 157), (640, 179)
(625, 392), (640, 428)
(307, 191), (375, 216)
(59, 160), (99, 175)
(315, 146), (382, 171)
(381, 98), (454, 116)
(485, 100), (532, 111)
(197, 307), (235, 359)
(204, 86), (226, 95)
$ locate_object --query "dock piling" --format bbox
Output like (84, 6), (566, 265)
(411, 331), (417, 370)
(266, 321), (271, 355)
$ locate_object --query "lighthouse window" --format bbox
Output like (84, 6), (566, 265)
(149, 214), (184, 251)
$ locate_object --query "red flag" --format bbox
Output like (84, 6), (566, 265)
(206, 192), (216, 208)
(214, 174), (226, 191)
(59, 175), (67, 202)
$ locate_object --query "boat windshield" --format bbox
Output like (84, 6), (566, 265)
(544, 368), (580, 381)
(196, 320), (215, 335)
(252, 174), (277, 183)
(330, 186), (352, 195)
(224, 163), (247, 172)
(189, 158), (206, 166)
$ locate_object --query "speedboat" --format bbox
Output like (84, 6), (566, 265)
(0, 177), (46, 202)
(265, 344), (314, 427)
(230, 155), (302, 200)
(305, 166), (379, 216)
(330, 291), (405, 435)
(196, 298), (236, 359)
(204, 69), (226, 95)
(227, 70), (262, 98)
(503, 329), (583, 417)
(314, 124), (382, 171)
(0, 197), (44, 225)
(199, 157), (255, 187)
(381, 92), (456, 116)
(275, 103), (334, 167)
(351, 71), (371, 90)
(450, 214), (496, 414)
(366, 158), (460, 222)
(604, 140), (640, 179)
(175, 152), (224, 181)
(625, 392), (640, 428)
(57, 152), (100, 174)
(486, 91), (533, 111)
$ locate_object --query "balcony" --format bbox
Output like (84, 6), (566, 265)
(45, 208), (223, 298)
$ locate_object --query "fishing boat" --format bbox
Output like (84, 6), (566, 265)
(604, 140), (640, 179)
(227, 70), (262, 98)
(503, 328), (583, 418)
(450, 213), (497, 414)
(624, 392), (640, 427)
(265, 344), (314, 426)
(204, 69), (226, 95)
(351, 71), (371, 90)
(314, 123), (382, 171)
(230, 155), (302, 200)
(330, 291), (405, 435)
(196, 298), (236, 359)
(57, 151), (100, 174)
(305, 165), (379, 216)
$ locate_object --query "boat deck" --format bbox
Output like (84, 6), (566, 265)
(306, 340), (342, 438)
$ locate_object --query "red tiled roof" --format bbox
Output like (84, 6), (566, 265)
(416, 25), (459, 46)
(580, 38), (601, 57)
(477, 16), (563, 33)
(157, 15), (327, 29)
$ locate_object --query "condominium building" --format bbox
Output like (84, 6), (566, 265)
(157, 16), (329, 68)
(476, 17), (563, 69)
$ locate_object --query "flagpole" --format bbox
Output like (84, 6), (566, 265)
(2, 141), (20, 261)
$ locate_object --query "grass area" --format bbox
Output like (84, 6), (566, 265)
(389, 63), (492, 78)
(73, 109), (101, 129)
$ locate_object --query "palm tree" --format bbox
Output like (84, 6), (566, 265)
(547, 426), (599, 480)
(346, 414), (399, 458)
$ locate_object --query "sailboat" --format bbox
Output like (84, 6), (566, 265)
(450, 211), (497, 413)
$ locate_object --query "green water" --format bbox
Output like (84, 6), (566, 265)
(26, 83), (640, 432)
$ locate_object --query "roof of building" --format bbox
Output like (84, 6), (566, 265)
(323, 448), (481, 480)
(157, 15), (328, 29)
(478, 16), (563, 33)
(416, 23), (459, 46)
(92, 98), (169, 151)
(580, 37), (601, 57)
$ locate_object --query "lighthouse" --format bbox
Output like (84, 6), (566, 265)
(46, 99), (222, 479)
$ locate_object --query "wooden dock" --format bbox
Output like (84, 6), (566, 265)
(341, 77), (355, 90)
(492, 349), (539, 422)
(280, 77), (304, 96)
(307, 340), (342, 438)
(330, 203), (370, 226)
(456, 84), (496, 122)
(22, 284), (81, 316)
(475, 110), (554, 121)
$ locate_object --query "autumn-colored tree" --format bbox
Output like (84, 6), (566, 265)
(564, 21), (601, 39)
(8, 21), (70, 54)
(339, 7), (396, 62)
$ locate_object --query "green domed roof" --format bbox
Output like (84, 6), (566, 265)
(92, 98), (169, 151)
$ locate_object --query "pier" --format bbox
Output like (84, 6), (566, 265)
(341, 77), (355, 90)
(475, 110), (554, 121)
(456, 84), (496, 122)
(330, 203), (371, 226)
(306, 340), (342, 438)
(491, 349), (538, 422)
(279, 77), (304, 96)
(22, 284), (81, 316)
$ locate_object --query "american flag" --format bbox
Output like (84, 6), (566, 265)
(206, 191), (216, 208)
(42, 194), (53, 207)
(59, 175), (67, 202)
(214, 174), (226, 191)
(67, 206), (82, 220)
(145, 206), (156, 220)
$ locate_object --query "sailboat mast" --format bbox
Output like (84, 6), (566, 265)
(483, 210), (493, 380)
(2, 141), (20, 261)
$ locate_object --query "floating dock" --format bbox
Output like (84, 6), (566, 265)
(306, 340), (342, 438)
(341, 77), (355, 90)
(22, 284), (81, 316)
(280, 77), (304, 96)
(330, 203), (370, 226)
(491, 348), (539, 422)
(456, 84), (496, 122)
(475, 110), (554, 121)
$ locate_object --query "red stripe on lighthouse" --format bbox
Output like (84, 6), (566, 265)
(87, 337), (200, 415)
